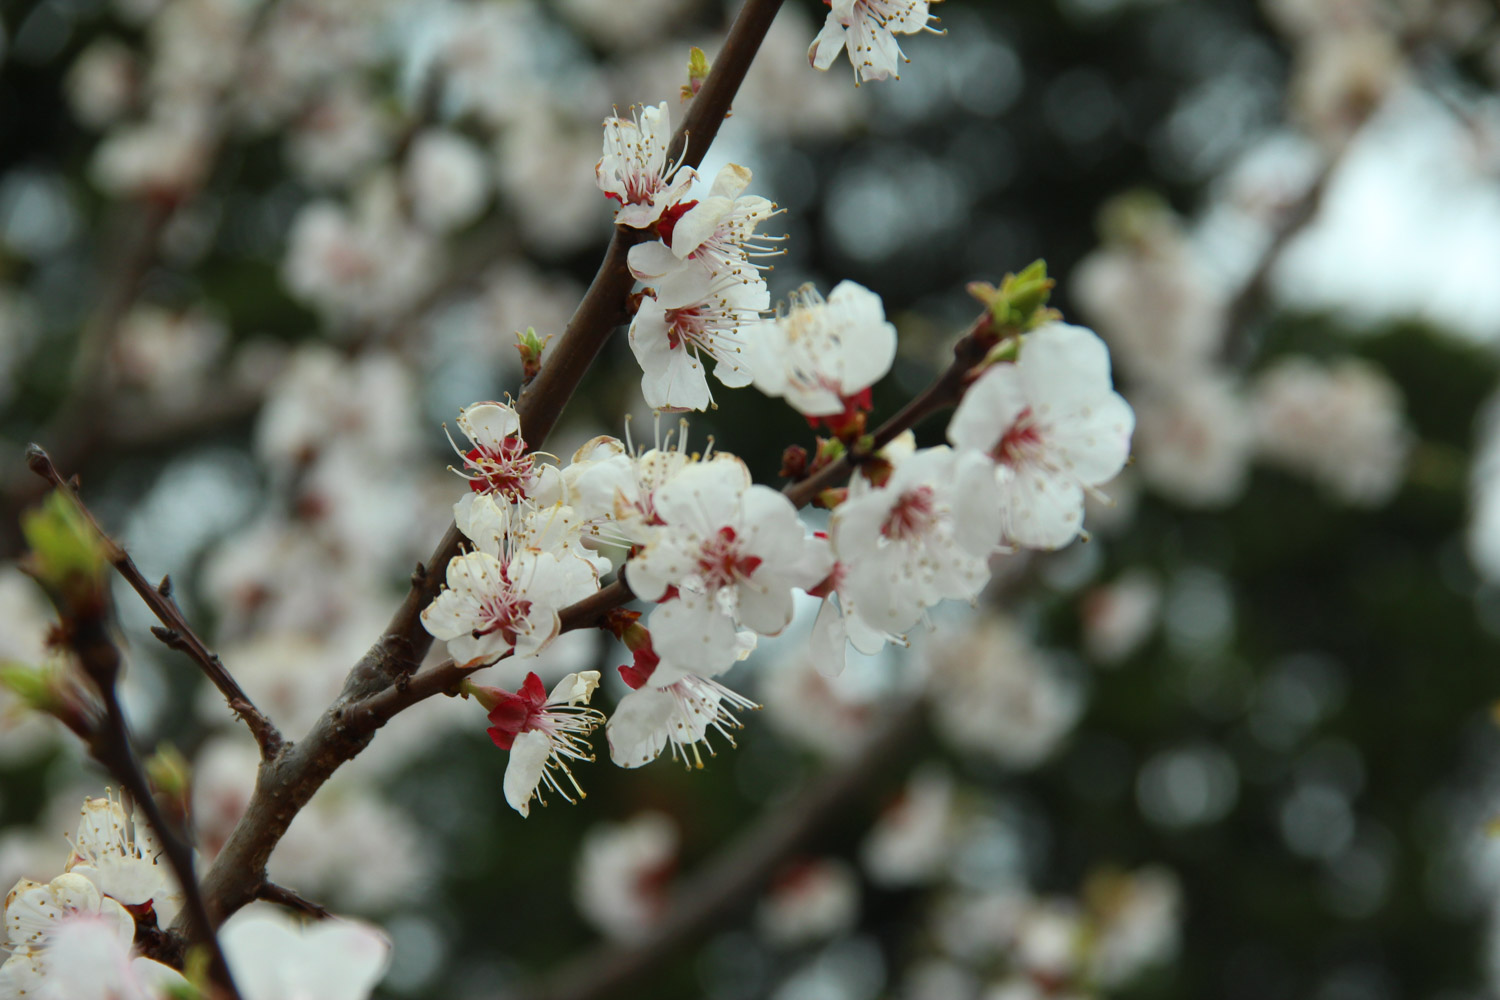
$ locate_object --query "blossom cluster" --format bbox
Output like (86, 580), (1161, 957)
(421, 295), (1134, 815)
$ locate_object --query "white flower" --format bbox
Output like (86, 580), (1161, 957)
(830, 446), (999, 634)
(1131, 376), (1254, 508)
(756, 858), (860, 946)
(596, 103), (696, 229)
(573, 813), (678, 941)
(629, 264), (768, 412)
(1087, 867), (1182, 987)
(565, 420), (706, 545)
(1071, 217), (1228, 385)
(808, 0), (940, 84)
(749, 281), (897, 417)
(282, 177), (439, 322)
(1080, 571), (1162, 665)
(627, 164), (781, 282)
(860, 766), (955, 888)
(1250, 355), (1410, 506)
(606, 652), (758, 770)
(404, 129), (490, 233)
(447, 401), (561, 504)
(30, 914), (188, 1000)
(219, 907), (391, 1000)
(922, 616), (1081, 769)
(66, 40), (137, 130)
(65, 794), (182, 928)
(0, 873), (146, 998)
(628, 457), (833, 655)
(421, 538), (599, 666)
(948, 322), (1134, 550)
(484, 671), (605, 817)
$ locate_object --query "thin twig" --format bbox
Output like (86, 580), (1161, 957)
(256, 881), (332, 920)
(513, 701), (927, 1000)
(62, 601), (241, 995)
(25, 446), (284, 758)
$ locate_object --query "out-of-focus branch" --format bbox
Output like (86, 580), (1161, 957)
(194, 0), (792, 927)
(51, 569), (239, 993)
(512, 701), (927, 1000)
(26, 447), (283, 758)
(1218, 157), (1339, 367)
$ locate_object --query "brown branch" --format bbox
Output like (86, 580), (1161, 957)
(516, 701), (927, 1000)
(193, 0), (792, 927)
(255, 881), (331, 920)
(58, 594), (240, 995)
(25, 447), (283, 758)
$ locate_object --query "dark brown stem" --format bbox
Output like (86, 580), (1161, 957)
(516, 701), (926, 1000)
(193, 0), (791, 927)
(25, 447), (284, 758)
(65, 610), (240, 995)
(256, 881), (332, 920)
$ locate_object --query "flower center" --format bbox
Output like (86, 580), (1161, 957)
(472, 564), (534, 648)
(881, 485), (939, 540)
(696, 525), (762, 590)
(993, 407), (1045, 468)
(663, 306), (708, 352)
(465, 436), (534, 498)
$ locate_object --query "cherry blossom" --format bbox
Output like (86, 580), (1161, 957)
(596, 103), (696, 230)
(829, 446), (1000, 634)
(629, 263), (768, 412)
(749, 280), (897, 418)
(627, 456), (832, 657)
(0, 869), (183, 995)
(947, 322), (1135, 550)
(482, 671), (604, 817)
(573, 812), (678, 941)
(219, 907), (391, 1000)
(626, 163), (781, 282)
(447, 401), (560, 503)
(27, 913), (189, 1000)
(403, 129), (490, 233)
(1250, 355), (1410, 506)
(566, 420), (706, 545)
(419, 499), (600, 666)
(756, 858), (861, 946)
(808, 0), (941, 84)
(606, 627), (758, 770)
(65, 794), (182, 928)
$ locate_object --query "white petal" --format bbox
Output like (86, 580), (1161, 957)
(504, 729), (555, 818)
(458, 402), (521, 449)
(606, 688), (674, 768)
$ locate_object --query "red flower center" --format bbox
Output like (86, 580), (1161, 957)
(696, 525), (762, 590)
(880, 486), (938, 541)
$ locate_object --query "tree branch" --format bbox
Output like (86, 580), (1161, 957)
(25, 447), (284, 758)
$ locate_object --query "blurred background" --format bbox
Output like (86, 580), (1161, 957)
(3, 0), (1500, 997)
